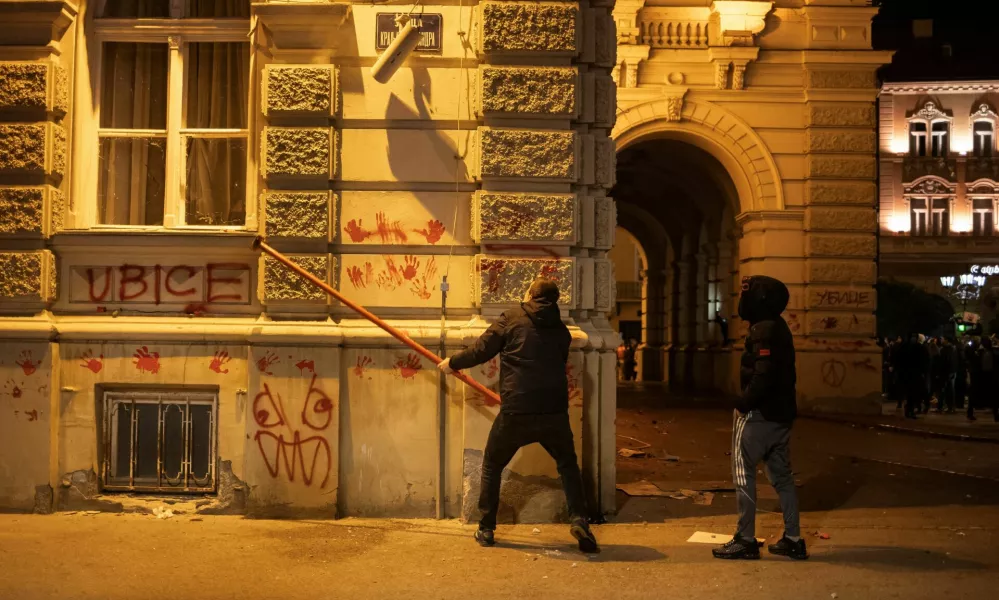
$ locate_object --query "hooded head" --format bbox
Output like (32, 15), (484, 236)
(737, 275), (789, 325)
(522, 278), (562, 328)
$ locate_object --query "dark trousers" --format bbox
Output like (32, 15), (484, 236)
(732, 410), (800, 539)
(939, 374), (956, 412)
(478, 412), (587, 530)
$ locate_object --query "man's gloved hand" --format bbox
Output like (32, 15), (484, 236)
(437, 358), (453, 374)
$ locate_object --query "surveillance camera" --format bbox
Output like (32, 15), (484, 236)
(370, 14), (422, 84)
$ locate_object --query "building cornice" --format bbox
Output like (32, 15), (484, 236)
(881, 80), (999, 95)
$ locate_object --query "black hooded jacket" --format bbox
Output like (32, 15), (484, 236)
(449, 298), (571, 415)
(738, 275), (797, 422)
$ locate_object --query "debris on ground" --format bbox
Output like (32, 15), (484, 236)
(692, 492), (715, 506)
(532, 527), (541, 534)
(616, 481), (675, 497)
(618, 448), (648, 458)
(660, 454), (681, 462)
(543, 549), (562, 557)
(687, 532), (765, 545)
(152, 507), (174, 520)
(616, 435), (652, 449)
(810, 531), (830, 540)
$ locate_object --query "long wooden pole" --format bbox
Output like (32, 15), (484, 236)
(253, 237), (501, 405)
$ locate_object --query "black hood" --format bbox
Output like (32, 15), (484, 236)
(521, 298), (562, 328)
(738, 275), (789, 324)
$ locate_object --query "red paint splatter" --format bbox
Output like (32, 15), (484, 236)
(483, 357), (499, 379)
(346, 265), (367, 289)
(295, 359), (315, 375)
(480, 260), (507, 294)
(540, 263), (559, 279)
(820, 317), (838, 330)
(414, 219), (446, 244)
(396, 354), (422, 379)
(4, 379), (24, 399)
(183, 302), (208, 316)
(80, 350), (103, 374)
(15, 351), (38, 376)
(375, 212), (408, 243)
(377, 258), (406, 290)
(11, 385), (21, 399)
(344, 219), (372, 243)
(26, 409), (38, 422)
(209, 349), (231, 374)
(567, 364), (583, 406)
(852, 358), (878, 372)
(402, 256), (420, 280)
(132, 346), (160, 374)
(256, 352), (279, 375)
(354, 356), (373, 378)
(301, 374), (333, 431)
(483, 244), (561, 258)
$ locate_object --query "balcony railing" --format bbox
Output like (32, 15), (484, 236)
(617, 281), (643, 301)
(966, 156), (999, 183)
(637, 8), (711, 49)
(902, 156), (957, 183)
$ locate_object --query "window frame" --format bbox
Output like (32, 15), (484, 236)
(78, 14), (253, 231)
(907, 100), (952, 159)
(971, 104), (999, 159)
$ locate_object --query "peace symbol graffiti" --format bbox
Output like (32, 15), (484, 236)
(821, 359), (846, 388)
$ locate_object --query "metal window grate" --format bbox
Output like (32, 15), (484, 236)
(101, 390), (218, 493)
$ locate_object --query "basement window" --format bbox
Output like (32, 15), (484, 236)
(101, 389), (217, 493)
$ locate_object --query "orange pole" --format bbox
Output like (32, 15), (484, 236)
(253, 237), (501, 405)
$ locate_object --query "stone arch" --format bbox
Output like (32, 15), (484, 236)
(612, 99), (784, 213)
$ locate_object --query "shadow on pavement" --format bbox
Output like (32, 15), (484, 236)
(495, 541), (667, 563)
(810, 546), (987, 571)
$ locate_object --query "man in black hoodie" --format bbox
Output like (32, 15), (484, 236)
(713, 275), (806, 561)
(437, 278), (599, 553)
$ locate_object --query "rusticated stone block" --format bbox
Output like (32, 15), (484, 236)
(594, 137), (615, 188)
(263, 254), (332, 302)
(808, 155), (875, 179)
(54, 65), (68, 114)
(594, 259), (614, 312)
(477, 128), (577, 181)
(807, 259), (875, 284)
(472, 192), (576, 243)
(808, 104), (875, 127)
(0, 187), (44, 235)
(263, 65), (336, 116)
(593, 75), (616, 128)
(479, 66), (577, 117)
(478, 2), (579, 55)
(806, 234), (876, 257)
(0, 250), (52, 301)
(806, 207), (876, 232)
(476, 256), (576, 307)
(594, 10), (616, 68)
(806, 181), (875, 205)
(50, 188), (65, 233)
(807, 130), (876, 153)
(262, 127), (333, 178)
(52, 124), (66, 176)
(807, 70), (876, 90)
(263, 191), (332, 240)
(0, 124), (45, 173)
(0, 63), (47, 109)
(594, 196), (616, 249)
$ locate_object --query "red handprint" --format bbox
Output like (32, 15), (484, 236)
(354, 355), (373, 378)
(376, 258), (405, 290)
(396, 354), (422, 379)
(414, 219), (446, 244)
(15, 351), (38, 376)
(483, 358), (499, 379)
(344, 219), (372, 243)
(256, 351), (279, 375)
(80, 350), (103, 374)
(402, 256), (420, 281)
(409, 257), (438, 300)
(4, 379), (23, 399)
(375, 212), (408, 243)
(209, 349), (231, 374)
(295, 359), (315, 374)
(132, 346), (160, 374)
(26, 409), (39, 422)
(346, 265), (367, 289)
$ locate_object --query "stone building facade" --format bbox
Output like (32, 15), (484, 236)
(879, 80), (999, 326)
(0, 0), (619, 518)
(610, 0), (890, 411)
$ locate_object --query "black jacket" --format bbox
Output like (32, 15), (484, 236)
(449, 298), (571, 414)
(737, 275), (797, 422)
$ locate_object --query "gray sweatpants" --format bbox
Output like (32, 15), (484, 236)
(732, 410), (800, 539)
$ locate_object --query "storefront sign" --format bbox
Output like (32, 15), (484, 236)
(375, 13), (443, 52)
(969, 264), (999, 276)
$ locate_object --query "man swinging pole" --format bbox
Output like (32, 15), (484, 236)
(438, 278), (599, 553)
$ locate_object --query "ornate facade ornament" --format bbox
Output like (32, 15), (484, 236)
(710, 0), (773, 47)
(973, 103), (999, 121)
(903, 177), (956, 196)
(665, 96), (684, 122)
(732, 64), (746, 90)
(910, 100), (952, 122)
(715, 62), (729, 89)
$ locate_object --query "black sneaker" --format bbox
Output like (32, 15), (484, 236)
(474, 528), (495, 547)
(570, 518), (599, 554)
(712, 535), (760, 560)
(768, 536), (808, 560)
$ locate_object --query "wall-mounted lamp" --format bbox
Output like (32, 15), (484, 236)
(370, 14), (422, 84)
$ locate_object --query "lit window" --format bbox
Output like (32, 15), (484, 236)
(909, 121), (927, 157)
(910, 198), (927, 235)
(973, 198), (995, 236)
(931, 121), (949, 157)
(95, 1), (250, 228)
(910, 198), (949, 236)
(974, 121), (995, 157)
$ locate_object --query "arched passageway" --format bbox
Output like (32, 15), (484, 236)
(612, 139), (742, 396)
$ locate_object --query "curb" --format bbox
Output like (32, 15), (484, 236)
(801, 413), (999, 445)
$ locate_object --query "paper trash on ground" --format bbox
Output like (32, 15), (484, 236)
(687, 531), (765, 545)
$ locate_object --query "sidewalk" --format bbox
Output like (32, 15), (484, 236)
(803, 402), (999, 444)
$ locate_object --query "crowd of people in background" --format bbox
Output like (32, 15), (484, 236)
(617, 340), (639, 382)
(881, 334), (999, 422)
